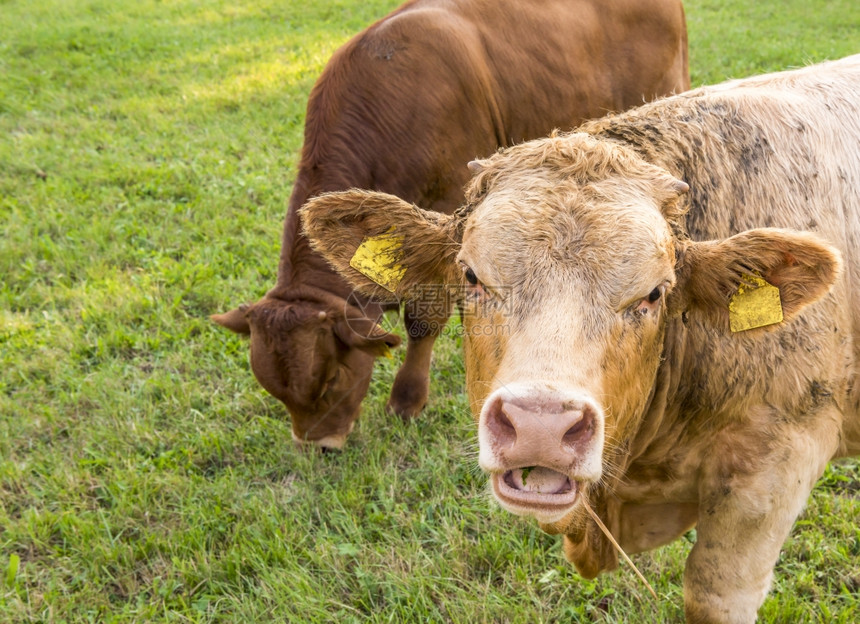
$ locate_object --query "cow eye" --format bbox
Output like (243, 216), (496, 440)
(460, 262), (492, 303)
(316, 368), (340, 401)
(464, 266), (479, 286)
(632, 285), (666, 317)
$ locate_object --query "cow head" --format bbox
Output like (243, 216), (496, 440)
(300, 132), (841, 517)
(212, 295), (400, 450)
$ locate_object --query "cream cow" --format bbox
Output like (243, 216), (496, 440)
(301, 55), (860, 622)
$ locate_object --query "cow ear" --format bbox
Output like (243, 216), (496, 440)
(677, 228), (842, 330)
(211, 305), (251, 334)
(300, 189), (461, 301)
(333, 316), (402, 357)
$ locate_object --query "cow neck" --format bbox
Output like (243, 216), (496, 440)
(624, 315), (689, 467)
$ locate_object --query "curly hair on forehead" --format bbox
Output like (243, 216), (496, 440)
(458, 130), (689, 236)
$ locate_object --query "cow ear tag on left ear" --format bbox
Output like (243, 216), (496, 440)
(728, 273), (783, 332)
(349, 227), (407, 292)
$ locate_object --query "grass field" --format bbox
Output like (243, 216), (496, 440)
(2, 0), (859, 622)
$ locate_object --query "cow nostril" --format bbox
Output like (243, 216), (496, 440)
(489, 405), (517, 447)
(562, 411), (593, 447)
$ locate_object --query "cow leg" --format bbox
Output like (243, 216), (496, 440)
(386, 299), (450, 418)
(683, 408), (841, 623)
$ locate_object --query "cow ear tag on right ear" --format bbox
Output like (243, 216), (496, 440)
(728, 273), (783, 332)
(349, 227), (406, 292)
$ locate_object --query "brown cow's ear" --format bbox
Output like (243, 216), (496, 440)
(677, 228), (842, 330)
(211, 306), (251, 334)
(332, 317), (402, 357)
(300, 189), (461, 301)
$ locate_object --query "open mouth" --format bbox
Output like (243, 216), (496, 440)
(492, 466), (579, 513)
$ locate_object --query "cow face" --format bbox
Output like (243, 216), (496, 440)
(300, 133), (840, 519)
(457, 161), (683, 524)
(212, 297), (400, 450)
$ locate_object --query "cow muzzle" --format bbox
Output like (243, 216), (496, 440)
(478, 383), (605, 522)
(291, 420), (356, 451)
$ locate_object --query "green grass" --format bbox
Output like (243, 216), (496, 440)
(1, 0), (859, 621)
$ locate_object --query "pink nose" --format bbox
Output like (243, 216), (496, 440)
(484, 394), (598, 472)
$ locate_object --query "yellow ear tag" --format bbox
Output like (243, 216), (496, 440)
(349, 228), (406, 292)
(381, 345), (394, 359)
(728, 273), (783, 332)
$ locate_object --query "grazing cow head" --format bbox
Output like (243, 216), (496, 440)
(212, 296), (400, 450)
(300, 132), (840, 513)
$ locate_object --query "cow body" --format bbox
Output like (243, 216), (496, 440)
(213, 0), (689, 448)
(301, 55), (860, 621)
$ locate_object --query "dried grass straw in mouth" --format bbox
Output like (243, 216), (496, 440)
(580, 496), (658, 601)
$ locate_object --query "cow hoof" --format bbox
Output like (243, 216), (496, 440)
(385, 384), (429, 420)
(385, 395), (427, 420)
(387, 372), (429, 420)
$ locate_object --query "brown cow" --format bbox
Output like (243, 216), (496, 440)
(212, 0), (689, 449)
(301, 55), (860, 621)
